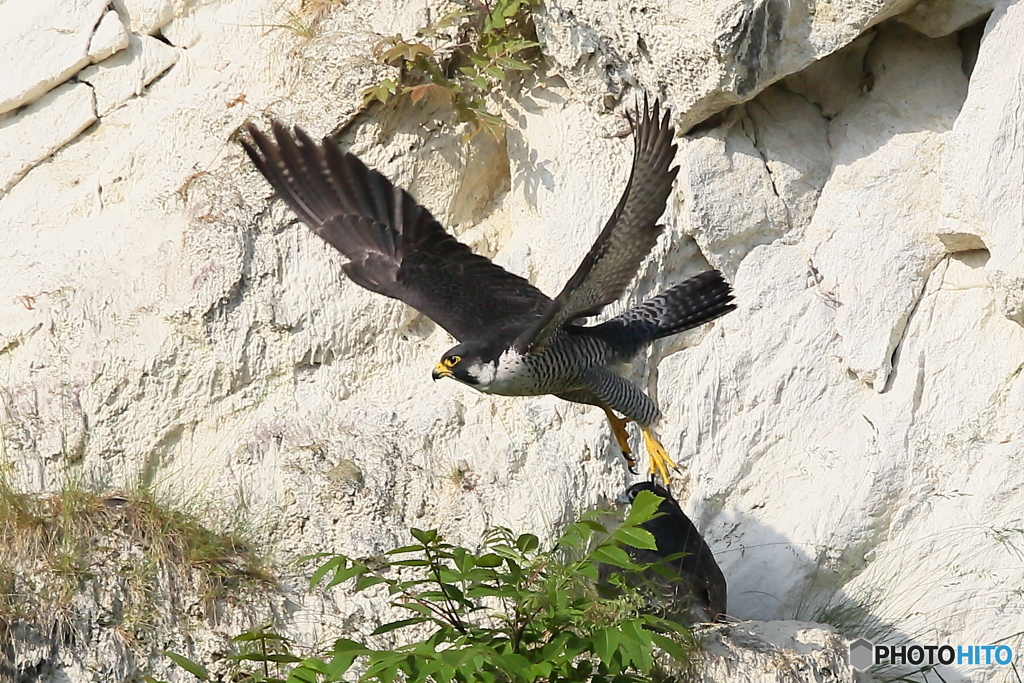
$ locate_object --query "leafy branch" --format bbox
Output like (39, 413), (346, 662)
(362, 0), (542, 138)
(162, 491), (701, 683)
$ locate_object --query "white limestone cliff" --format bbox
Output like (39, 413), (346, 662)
(1, 0), (1022, 681)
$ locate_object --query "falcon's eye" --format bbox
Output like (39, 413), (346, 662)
(444, 355), (461, 368)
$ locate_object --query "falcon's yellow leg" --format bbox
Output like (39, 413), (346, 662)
(642, 427), (677, 485)
(600, 405), (637, 473)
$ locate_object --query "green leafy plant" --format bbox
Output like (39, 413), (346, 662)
(363, 0), (542, 138)
(167, 490), (700, 682)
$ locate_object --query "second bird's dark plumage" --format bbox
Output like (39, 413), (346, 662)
(609, 482), (728, 624)
(241, 97), (736, 481)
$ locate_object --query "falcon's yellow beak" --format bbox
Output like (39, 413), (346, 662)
(432, 361), (453, 381)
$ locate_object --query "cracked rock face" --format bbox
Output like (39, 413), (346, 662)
(2, 0), (1024, 681)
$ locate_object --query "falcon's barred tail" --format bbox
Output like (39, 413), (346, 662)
(594, 270), (735, 354)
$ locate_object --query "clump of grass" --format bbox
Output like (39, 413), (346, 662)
(262, 0), (345, 39)
(0, 473), (274, 673)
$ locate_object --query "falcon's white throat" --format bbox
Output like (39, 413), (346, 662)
(470, 348), (535, 396)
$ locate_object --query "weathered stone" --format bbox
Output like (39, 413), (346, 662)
(88, 10), (131, 63)
(534, 0), (920, 130)
(79, 33), (180, 116)
(675, 621), (851, 682)
(802, 23), (966, 391)
(0, 82), (96, 195)
(784, 31), (876, 118)
(897, 0), (997, 37)
(938, 0), (1024, 288)
(0, 0), (108, 115)
(113, 0), (176, 35)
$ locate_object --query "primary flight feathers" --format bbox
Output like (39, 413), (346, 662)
(242, 121), (550, 343)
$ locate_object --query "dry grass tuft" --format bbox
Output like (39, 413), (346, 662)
(0, 475), (274, 674)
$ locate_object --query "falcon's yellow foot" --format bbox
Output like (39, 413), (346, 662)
(601, 405), (637, 474)
(642, 427), (677, 485)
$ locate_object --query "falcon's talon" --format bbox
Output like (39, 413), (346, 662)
(601, 404), (639, 473)
(601, 405), (633, 450)
(642, 427), (676, 486)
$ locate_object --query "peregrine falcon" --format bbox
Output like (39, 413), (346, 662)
(610, 482), (728, 624)
(241, 97), (735, 482)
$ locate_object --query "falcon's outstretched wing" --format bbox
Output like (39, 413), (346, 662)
(514, 96), (679, 353)
(243, 122), (551, 343)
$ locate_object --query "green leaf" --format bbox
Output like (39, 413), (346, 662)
(505, 39), (541, 54)
(387, 544), (424, 555)
(162, 651), (209, 680)
(332, 637), (371, 654)
(371, 617), (429, 635)
(651, 632), (692, 664)
(326, 639), (369, 678)
(285, 668), (318, 683)
(236, 653), (303, 663)
(515, 534), (539, 553)
(475, 552), (504, 567)
(436, 9), (473, 29)
(309, 555), (345, 588)
(590, 545), (637, 569)
(354, 574), (386, 591)
(411, 528), (439, 545)
(624, 490), (664, 527)
(396, 601), (437, 618)
(613, 525), (657, 550)
(296, 658), (330, 673)
(496, 56), (533, 71)
(329, 561), (369, 588)
(620, 620), (654, 671)
(592, 628), (620, 667)
(232, 628), (289, 643)
(390, 558), (431, 567)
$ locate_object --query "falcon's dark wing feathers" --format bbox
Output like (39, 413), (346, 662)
(514, 95), (679, 353)
(243, 122), (551, 343)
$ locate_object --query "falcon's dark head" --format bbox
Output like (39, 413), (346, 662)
(617, 481), (673, 505)
(431, 340), (504, 388)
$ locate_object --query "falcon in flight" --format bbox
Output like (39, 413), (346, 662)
(242, 97), (735, 483)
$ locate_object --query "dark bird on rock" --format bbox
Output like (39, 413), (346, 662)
(241, 96), (735, 482)
(610, 481), (727, 624)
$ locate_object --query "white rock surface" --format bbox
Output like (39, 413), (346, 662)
(898, 0), (997, 36)
(535, 0), (921, 129)
(784, 32), (877, 118)
(113, 0), (176, 35)
(938, 0), (1024, 285)
(0, 0), (108, 115)
(79, 33), (180, 116)
(1, 0), (1024, 682)
(802, 22), (965, 392)
(0, 82), (96, 195)
(679, 621), (851, 682)
(88, 10), (131, 63)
